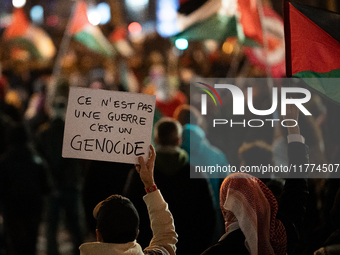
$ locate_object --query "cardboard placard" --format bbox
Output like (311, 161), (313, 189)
(62, 87), (156, 164)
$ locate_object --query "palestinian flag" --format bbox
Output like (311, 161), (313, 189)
(284, 0), (340, 104)
(69, 0), (115, 58)
(109, 26), (134, 58)
(2, 8), (56, 61)
(244, 5), (285, 78)
(171, 0), (263, 46)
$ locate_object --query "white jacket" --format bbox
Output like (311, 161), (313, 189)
(79, 190), (178, 255)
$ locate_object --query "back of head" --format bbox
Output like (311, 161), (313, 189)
(219, 173), (286, 255)
(154, 117), (182, 146)
(173, 104), (202, 126)
(219, 173), (277, 219)
(94, 195), (139, 243)
(238, 140), (273, 166)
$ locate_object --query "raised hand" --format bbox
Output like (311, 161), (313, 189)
(135, 145), (156, 188)
(284, 100), (300, 135)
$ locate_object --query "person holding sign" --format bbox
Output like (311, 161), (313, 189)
(79, 145), (178, 255)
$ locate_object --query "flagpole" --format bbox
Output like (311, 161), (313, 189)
(47, 0), (77, 114)
(283, 0), (292, 91)
(51, 0), (78, 80)
(227, 49), (243, 78)
(256, 0), (274, 88)
(238, 57), (251, 77)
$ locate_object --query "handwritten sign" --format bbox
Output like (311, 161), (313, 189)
(62, 87), (156, 164)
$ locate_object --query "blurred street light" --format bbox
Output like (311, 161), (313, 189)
(87, 8), (101, 26)
(12, 0), (26, 8)
(30, 5), (44, 24)
(97, 2), (111, 24)
(175, 38), (188, 50)
(128, 22), (142, 34)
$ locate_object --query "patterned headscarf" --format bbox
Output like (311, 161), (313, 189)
(220, 173), (287, 255)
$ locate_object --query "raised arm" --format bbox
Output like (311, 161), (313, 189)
(135, 145), (156, 190)
(285, 102), (300, 135)
(283, 103), (309, 169)
(135, 145), (178, 255)
(278, 103), (309, 254)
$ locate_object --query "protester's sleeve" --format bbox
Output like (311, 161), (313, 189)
(278, 136), (309, 254)
(142, 190), (177, 255)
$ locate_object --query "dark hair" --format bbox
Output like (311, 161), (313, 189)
(173, 104), (202, 126)
(154, 117), (182, 146)
(238, 140), (273, 166)
(95, 195), (139, 243)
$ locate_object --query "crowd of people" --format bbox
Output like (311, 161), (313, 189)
(0, 32), (339, 255)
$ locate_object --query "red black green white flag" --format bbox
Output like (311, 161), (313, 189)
(2, 8), (56, 61)
(69, 0), (115, 58)
(284, 0), (340, 104)
(244, 5), (285, 78)
(109, 26), (134, 58)
(171, 0), (263, 46)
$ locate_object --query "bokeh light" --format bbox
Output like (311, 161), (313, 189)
(222, 42), (233, 54)
(175, 38), (188, 50)
(12, 0), (26, 8)
(46, 15), (59, 27)
(97, 2), (111, 25)
(125, 0), (149, 11)
(87, 8), (101, 26)
(222, 37), (237, 54)
(156, 0), (179, 37)
(128, 22), (142, 34)
(30, 5), (44, 24)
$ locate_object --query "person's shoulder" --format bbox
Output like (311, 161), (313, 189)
(201, 230), (249, 255)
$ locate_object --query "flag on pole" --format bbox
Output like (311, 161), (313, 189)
(69, 0), (115, 58)
(2, 8), (56, 61)
(109, 26), (134, 58)
(284, 0), (340, 104)
(244, 5), (285, 77)
(285, 1), (340, 78)
(171, 0), (263, 46)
